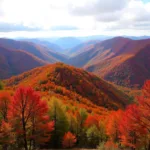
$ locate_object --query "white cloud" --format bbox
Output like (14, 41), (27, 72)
(0, 0), (150, 37)
(70, 0), (130, 15)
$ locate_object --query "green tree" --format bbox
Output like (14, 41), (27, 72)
(86, 125), (100, 148)
(49, 97), (69, 148)
(76, 108), (88, 147)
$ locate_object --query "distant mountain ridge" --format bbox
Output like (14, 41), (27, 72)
(52, 37), (82, 50)
(0, 46), (46, 79)
(68, 37), (150, 88)
(0, 38), (67, 79)
(0, 38), (67, 63)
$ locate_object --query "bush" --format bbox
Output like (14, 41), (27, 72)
(0, 81), (4, 90)
(97, 141), (119, 150)
(38, 80), (48, 85)
(55, 87), (63, 94)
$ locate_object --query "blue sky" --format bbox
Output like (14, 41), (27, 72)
(0, 0), (150, 38)
(143, 0), (149, 3)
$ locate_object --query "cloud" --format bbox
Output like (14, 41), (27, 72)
(0, 22), (41, 32)
(50, 25), (78, 31)
(96, 11), (122, 22)
(0, 0), (150, 36)
(70, 0), (130, 15)
(105, 0), (150, 30)
(0, 0), (4, 16)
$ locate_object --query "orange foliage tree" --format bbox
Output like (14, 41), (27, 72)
(106, 110), (123, 143)
(62, 132), (77, 148)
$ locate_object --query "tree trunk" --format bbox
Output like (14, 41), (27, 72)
(22, 109), (28, 150)
(2, 144), (8, 150)
(23, 122), (28, 150)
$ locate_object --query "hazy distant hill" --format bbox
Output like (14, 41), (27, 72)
(0, 38), (67, 63)
(0, 46), (46, 79)
(52, 37), (82, 50)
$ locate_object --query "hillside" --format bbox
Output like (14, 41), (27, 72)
(68, 37), (150, 88)
(5, 63), (130, 110)
(21, 38), (64, 53)
(66, 40), (99, 56)
(0, 46), (46, 79)
(0, 38), (67, 63)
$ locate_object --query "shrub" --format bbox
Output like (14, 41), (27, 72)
(0, 81), (4, 90)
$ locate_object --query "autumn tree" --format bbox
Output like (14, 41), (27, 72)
(0, 92), (12, 150)
(8, 87), (54, 150)
(76, 108), (88, 147)
(119, 80), (150, 150)
(106, 110), (123, 143)
(62, 131), (77, 148)
(86, 125), (100, 148)
(119, 105), (143, 149)
(136, 80), (150, 149)
(49, 97), (69, 148)
(0, 91), (11, 122)
(0, 121), (14, 149)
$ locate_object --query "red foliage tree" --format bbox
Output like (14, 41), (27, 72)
(119, 105), (142, 149)
(137, 80), (150, 132)
(62, 132), (77, 148)
(118, 80), (150, 149)
(8, 87), (54, 150)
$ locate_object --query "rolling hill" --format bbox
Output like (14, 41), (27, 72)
(21, 38), (64, 53)
(5, 63), (130, 110)
(68, 37), (150, 88)
(66, 40), (99, 56)
(0, 38), (67, 63)
(0, 46), (46, 79)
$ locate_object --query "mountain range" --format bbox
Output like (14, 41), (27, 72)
(68, 37), (150, 88)
(0, 36), (150, 88)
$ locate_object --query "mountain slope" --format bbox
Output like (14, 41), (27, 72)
(0, 46), (46, 79)
(68, 37), (150, 88)
(67, 40), (99, 56)
(0, 38), (67, 63)
(21, 39), (64, 53)
(5, 63), (130, 110)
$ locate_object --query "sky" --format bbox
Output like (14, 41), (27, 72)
(0, 0), (150, 38)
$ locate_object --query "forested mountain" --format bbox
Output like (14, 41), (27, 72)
(68, 37), (150, 88)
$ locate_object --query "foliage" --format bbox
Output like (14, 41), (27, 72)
(62, 132), (76, 148)
(49, 97), (69, 148)
(1, 62), (150, 149)
(0, 81), (4, 90)
(8, 87), (54, 150)
(86, 125), (100, 148)
(5, 63), (130, 110)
